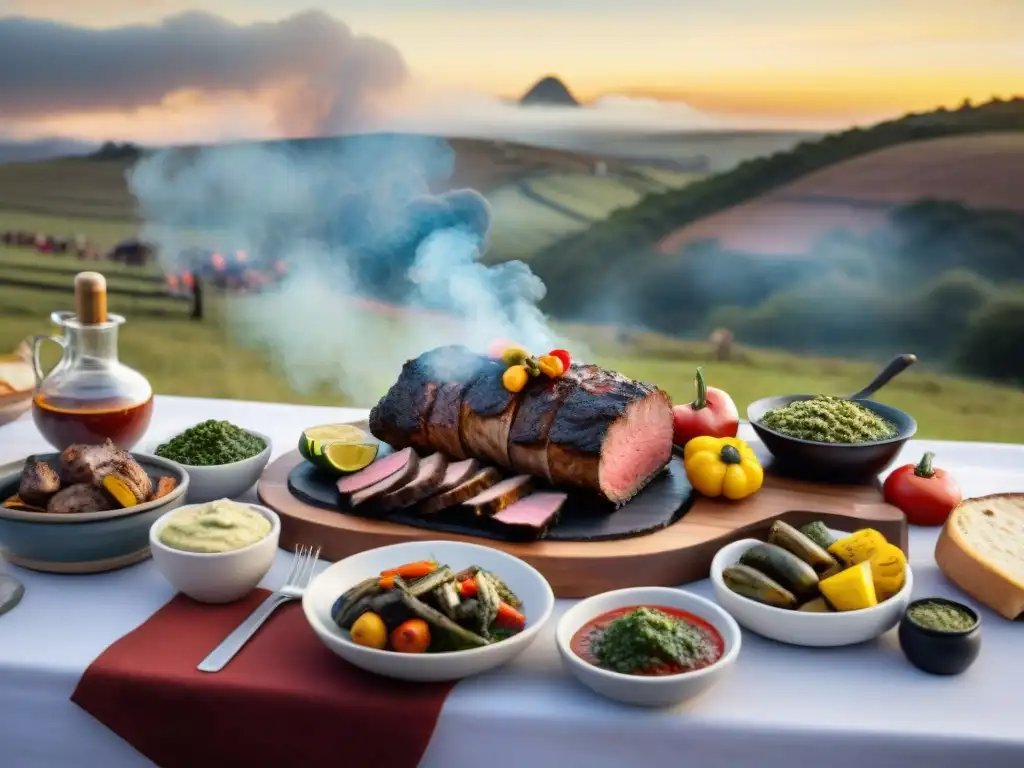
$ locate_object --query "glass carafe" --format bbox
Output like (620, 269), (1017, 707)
(31, 311), (153, 450)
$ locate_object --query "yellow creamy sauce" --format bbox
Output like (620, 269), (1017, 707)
(159, 499), (271, 553)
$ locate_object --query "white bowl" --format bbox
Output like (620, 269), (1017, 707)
(555, 587), (741, 708)
(159, 430), (272, 503)
(303, 540), (555, 682)
(149, 502), (280, 603)
(710, 537), (914, 647)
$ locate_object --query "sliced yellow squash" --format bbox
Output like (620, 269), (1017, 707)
(869, 543), (907, 599)
(827, 528), (888, 567)
(819, 560), (878, 612)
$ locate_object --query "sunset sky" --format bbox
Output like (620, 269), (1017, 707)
(0, 0), (1021, 142)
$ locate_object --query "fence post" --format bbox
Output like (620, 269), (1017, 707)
(191, 277), (204, 321)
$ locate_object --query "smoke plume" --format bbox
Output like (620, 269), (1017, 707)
(128, 135), (572, 403)
(0, 11), (407, 136)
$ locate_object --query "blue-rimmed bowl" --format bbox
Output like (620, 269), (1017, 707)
(0, 452), (189, 573)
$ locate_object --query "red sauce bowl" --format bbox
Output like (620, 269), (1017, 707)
(556, 587), (742, 707)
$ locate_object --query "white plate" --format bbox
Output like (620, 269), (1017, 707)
(710, 530), (913, 647)
(302, 540), (555, 682)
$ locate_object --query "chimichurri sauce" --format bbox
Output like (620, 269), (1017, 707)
(570, 605), (724, 676)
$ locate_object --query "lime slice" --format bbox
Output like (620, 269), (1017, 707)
(323, 442), (378, 473)
(298, 424), (368, 464)
(304, 424), (366, 443)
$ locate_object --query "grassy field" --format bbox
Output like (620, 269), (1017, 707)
(659, 133), (1024, 255)
(3, 248), (1024, 442)
(486, 168), (701, 260)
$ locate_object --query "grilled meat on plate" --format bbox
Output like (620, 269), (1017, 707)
(369, 346), (673, 504)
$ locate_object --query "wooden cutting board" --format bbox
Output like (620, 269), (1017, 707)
(257, 446), (907, 598)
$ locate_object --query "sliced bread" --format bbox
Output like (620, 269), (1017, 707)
(934, 493), (1024, 620)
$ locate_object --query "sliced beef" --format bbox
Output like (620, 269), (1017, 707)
(18, 458), (61, 507)
(370, 346), (481, 454)
(349, 451), (420, 507)
(417, 467), (502, 515)
(507, 366), (581, 482)
(435, 458), (481, 494)
(337, 447), (415, 495)
(377, 453), (448, 511)
(459, 360), (519, 468)
(493, 492), (567, 534)
(462, 475), (533, 517)
(546, 366), (673, 504)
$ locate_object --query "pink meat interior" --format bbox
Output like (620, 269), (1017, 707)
(466, 475), (530, 503)
(494, 492), (567, 525)
(599, 395), (674, 503)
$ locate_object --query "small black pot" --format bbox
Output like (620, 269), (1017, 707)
(898, 597), (981, 676)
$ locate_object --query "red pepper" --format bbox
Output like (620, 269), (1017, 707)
(671, 367), (739, 446)
(883, 452), (962, 527)
(547, 349), (571, 372)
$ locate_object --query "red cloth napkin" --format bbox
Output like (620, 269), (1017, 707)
(72, 589), (455, 768)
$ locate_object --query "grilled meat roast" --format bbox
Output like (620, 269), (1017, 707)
(369, 346), (673, 504)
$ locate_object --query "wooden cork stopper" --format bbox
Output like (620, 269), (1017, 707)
(74, 271), (108, 325)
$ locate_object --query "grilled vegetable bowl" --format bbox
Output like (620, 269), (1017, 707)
(710, 521), (913, 647)
(302, 540), (555, 681)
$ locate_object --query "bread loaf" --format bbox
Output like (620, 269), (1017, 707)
(934, 493), (1024, 620)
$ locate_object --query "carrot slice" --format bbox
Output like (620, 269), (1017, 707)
(458, 578), (524, 630)
(495, 601), (527, 631)
(378, 560), (438, 588)
(380, 560), (437, 578)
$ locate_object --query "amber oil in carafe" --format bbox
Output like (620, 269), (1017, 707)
(31, 272), (154, 450)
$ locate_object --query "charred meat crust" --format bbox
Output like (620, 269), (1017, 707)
(371, 345), (483, 454)
(547, 367), (658, 455)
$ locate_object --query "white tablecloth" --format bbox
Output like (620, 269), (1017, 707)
(1, 396), (1022, 768)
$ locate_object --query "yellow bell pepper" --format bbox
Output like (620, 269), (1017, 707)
(683, 436), (764, 500)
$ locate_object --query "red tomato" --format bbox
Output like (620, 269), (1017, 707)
(883, 452), (961, 526)
(672, 367), (739, 445)
(548, 348), (571, 372)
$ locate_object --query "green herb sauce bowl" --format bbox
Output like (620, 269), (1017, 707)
(152, 428), (272, 504)
(747, 394), (916, 483)
(898, 597), (981, 676)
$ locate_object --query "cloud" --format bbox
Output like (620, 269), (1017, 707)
(0, 11), (408, 136)
(358, 88), (725, 138)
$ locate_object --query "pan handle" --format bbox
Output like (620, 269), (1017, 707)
(848, 354), (916, 401)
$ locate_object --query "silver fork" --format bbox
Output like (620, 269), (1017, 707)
(197, 544), (321, 673)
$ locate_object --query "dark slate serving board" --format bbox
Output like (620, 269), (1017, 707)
(287, 447), (694, 543)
